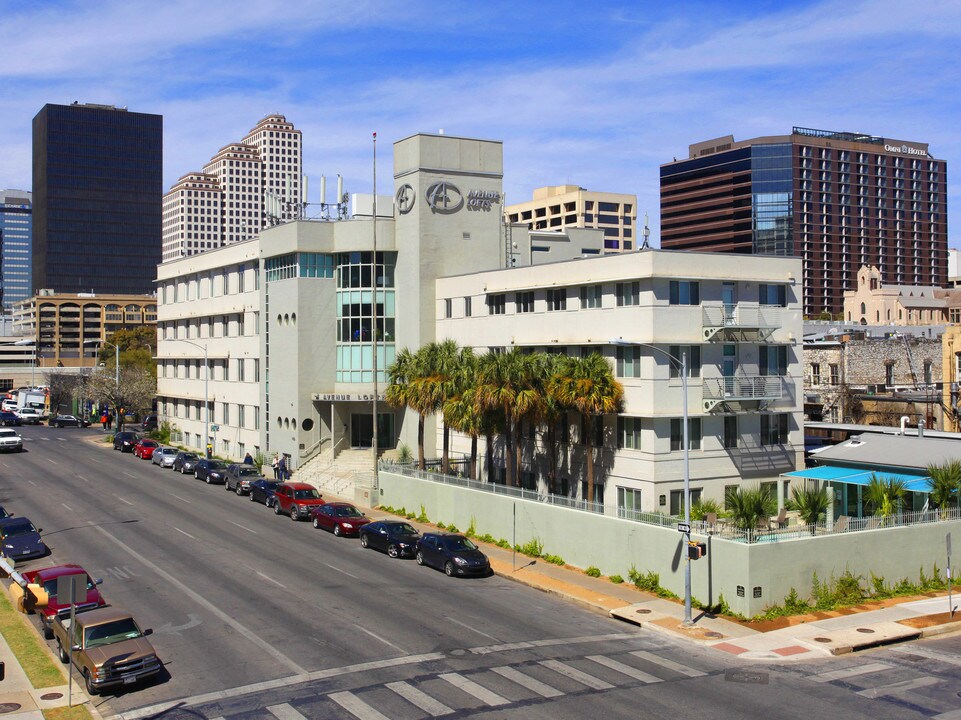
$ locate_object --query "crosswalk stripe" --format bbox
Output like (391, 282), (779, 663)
(934, 710), (961, 719)
(385, 681), (454, 716)
(266, 703), (307, 720)
(630, 650), (706, 677)
(539, 659), (613, 690)
(439, 672), (510, 706)
(856, 676), (940, 698)
(587, 655), (661, 684)
(811, 662), (891, 683)
(894, 646), (961, 668)
(491, 666), (564, 698)
(327, 691), (391, 720)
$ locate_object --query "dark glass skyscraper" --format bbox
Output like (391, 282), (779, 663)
(32, 103), (162, 295)
(0, 189), (32, 310)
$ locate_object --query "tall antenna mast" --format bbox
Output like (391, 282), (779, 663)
(371, 132), (379, 487)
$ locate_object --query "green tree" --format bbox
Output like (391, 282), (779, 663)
(385, 348), (429, 469)
(442, 347), (480, 478)
(416, 340), (461, 475)
(725, 485), (776, 536)
(864, 474), (909, 521)
(539, 353), (569, 494)
(87, 365), (156, 430)
(926, 460), (961, 514)
(548, 353), (624, 503)
(96, 326), (157, 375)
(788, 484), (830, 534)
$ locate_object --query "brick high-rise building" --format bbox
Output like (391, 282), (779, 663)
(660, 127), (948, 316)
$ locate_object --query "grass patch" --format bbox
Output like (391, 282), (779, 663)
(44, 706), (94, 720)
(0, 590), (65, 688)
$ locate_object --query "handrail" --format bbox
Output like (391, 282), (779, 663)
(702, 303), (782, 329)
(299, 435), (331, 459)
(703, 375), (784, 401)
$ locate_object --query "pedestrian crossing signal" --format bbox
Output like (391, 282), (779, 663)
(687, 541), (707, 560)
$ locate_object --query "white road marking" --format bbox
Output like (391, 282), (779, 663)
(170, 494), (191, 504)
(61, 503), (73, 512)
(934, 710), (961, 719)
(323, 562), (359, 579)
(118, 497), (134, 505)
(630, 650), (706, 677)
(77, 475), (89, 483)
(123, 472), (136, 479)
(266, 703), (307, 720)
(539, 659), (613, 690)
(491, 665), (563, 698)
(439, 672), (509, 706)
(46, 458), (58, 465)
(255, 571), (286, 589)
(172, 527), (196, 540)
(856, 676), (940, 698)
(107, 567), (130, 580)
(386, 681), (454, 716)
(587, 655), (661, 684)
(353, 623), (407, 654)
(811, 662), (891, 683)
(27, 479), (37, 486)
(327, 691), (391, 720)
(227, 519), (256, 534)
(92, 524), (308, 675)
(470, 632), (637, 655)
(893, 645), (961, 668)
(446, 616), (499, 641)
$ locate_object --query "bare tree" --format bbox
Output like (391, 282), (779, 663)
(45, 372), (81, 416)
(87, 366), (157, 431)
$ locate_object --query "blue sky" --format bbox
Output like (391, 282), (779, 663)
(1, 0), (959, 245)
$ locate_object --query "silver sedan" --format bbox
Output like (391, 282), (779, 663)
(151, 446), (180, 468)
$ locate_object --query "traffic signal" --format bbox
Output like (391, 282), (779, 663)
(687, 541), (707, 560)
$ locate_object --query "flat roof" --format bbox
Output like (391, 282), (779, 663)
(812, 432), (961, 471)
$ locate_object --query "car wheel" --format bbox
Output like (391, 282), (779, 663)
(84, 668), (98, 696)
(416, 550), (425, 566)
(312, 516), (320, 529)
(42, 619), (53, 640)
(235, 484), (243, 496)
(333, 524), (342, 537)
(274, 502), (283, 515)
(225, 481), (231, 491)
(360, 534), (369, 548)
(290, 508), (298, 521)
(249, 491), (257, 502)
(445, 561), (455, 577)
(265, 496), (272, 508)
(57, 640), (68, 663)
(387, 544), (400, 558)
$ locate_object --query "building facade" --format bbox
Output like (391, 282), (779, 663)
(161, 115), (301, 262)
(0, 190), (32, 311)
(505, 185), (638, 253)
(32, 103), (163, 295)
(843, 265), (947, 325)
(660, 127), (948, 316)
(436, 249), (805, 514)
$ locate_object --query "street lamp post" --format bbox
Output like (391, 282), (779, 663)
(84, 339), (119, 388)
(611, 337), (693, 626)
(13, 339), (36, 385)
(172, 339), (209, 458)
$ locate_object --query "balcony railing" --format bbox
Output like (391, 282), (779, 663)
(702, 375), (784, 411)
(702, 303), (782, 341)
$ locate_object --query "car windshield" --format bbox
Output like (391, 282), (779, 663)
(0, 430), (16, 437)
(208, 461), (227, 470)
(162, 448), (177, 455)
(444, 537), (478, 552)
(84, 618), (142, 648)
(293, 489), (320, 500)
(332, 506), (363, 518)
(182, 454), (199, 461)
(237, 467), (260, 477)
(3, 522), (37, 537)
(392, 524), (418, 535)
(43, 575), (94, 597)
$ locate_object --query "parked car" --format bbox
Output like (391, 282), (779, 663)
(359, 520), (421, 558)
(224, 464), (263, 496)
(0, 505), (12, 519)
(0, 411), (21, 426)
(141, 414), (158, 432)
(113, 431), (140, 452)
(151, 446), (179, 468)
(15, 408), (42, 425)
(51, 414), (89, 428)
(194, 459), (227, 484)
(0, 428), (23, 453)
(172, 451), (200, 474)
(22, 564), (105, 638)
(248, 478), (281, 507)
(0, 516), (46, 560)
(133, 439), (159, 460)
(310, 502), (371, 536)
(416, 532), (490, 577)
(272, 483), (325, 520)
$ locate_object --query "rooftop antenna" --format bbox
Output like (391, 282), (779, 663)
(641, 212), (651, 249)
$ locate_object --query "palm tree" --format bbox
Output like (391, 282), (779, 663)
(864, 474), (908, 522)
(384, 348), (432, 470)
(725, 485), (776, 537)
(926, 460), (961, 515)
(442, 347), (480, 478)
(415, 340), (461, 475)
(549, 353), (624, 503)
(788, 484), (830, 534)
(539, 353), (569, 494)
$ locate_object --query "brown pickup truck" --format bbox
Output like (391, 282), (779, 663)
(51, 606), (162, 695)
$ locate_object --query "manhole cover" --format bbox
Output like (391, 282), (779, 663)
(856, 628), (875, 634)
(0, 704), (22, 714)
(704, 631), (723, 639)
(635, 608), (652, 614)
(814, 637), (832, 643)
(39, 693), (63, 700)
(724, 670), (769, 685)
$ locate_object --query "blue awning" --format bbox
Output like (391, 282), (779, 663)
(784, 466), (930, 493)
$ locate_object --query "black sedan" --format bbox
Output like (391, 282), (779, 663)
(112, 431), (140, 451)
(248, 479), (281, 507)
(172, 451), (200, 474)
(50, 414), (90, 428)
(416, 533), (491, 577)
(359, 520), (421, 558)
(194, 459), (227, 484)
(0, 517), (46, 560)
(0, 411), (21, 426)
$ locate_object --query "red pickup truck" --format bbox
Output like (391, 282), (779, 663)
(22, 564), (105, 638)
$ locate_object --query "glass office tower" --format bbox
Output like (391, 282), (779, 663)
(0, 190), (32, 310)
(32, 103), (162, 295)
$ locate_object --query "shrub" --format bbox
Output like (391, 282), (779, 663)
(542, 554), (565, 566)
(627, 566), (678, 599)
(437, 521), (446, 530)
(586, 566), (601, 578)
(689, 498), (724, 521)
(466, 517), (477, 538)
(398, 444), (413, 463)
(609, 574), (624, 584)
(516, 538), (544, 558)
(496, 538), (511, 549)
(446, 524), (459, 534)
(477, 533), (496, 544)
(417, 505), (429, 523)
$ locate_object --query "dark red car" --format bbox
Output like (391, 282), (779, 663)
(21, 564), (105, 638)
(310, 502), (371, 536)
(133, 439), (159, 459)
(273, 483), (325, 521)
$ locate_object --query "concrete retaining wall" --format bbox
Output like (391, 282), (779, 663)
(378, 470), (960, 617)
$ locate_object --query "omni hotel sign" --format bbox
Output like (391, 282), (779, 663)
(395, 182), (502, 215)
(883, 142), (928, 157)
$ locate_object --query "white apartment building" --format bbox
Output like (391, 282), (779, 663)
(505, 185), (639, 253)
(162, 114), (302, 261)
(435, 249), (805, 514)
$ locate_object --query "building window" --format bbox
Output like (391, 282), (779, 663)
(924, 360), (932, 385)
(759, 346), (787, 376)
(221, 402), (230, 425)
(516, 291), (534, 313)
(487, 294), (506, 315)
(444, 298), (452, 318)
(617, 487), (642, 515)
(758, 284), (787, 307)
(761, 414), (789, 445)
(464, 296), (472, 317)
(668, 346), (701, 378)
(670, 418), (701, 451)
(547, 288), (567, 311)
(669, 280), (699, 305)
(950, 308), (960, 323)
(885, 362), (895, 387)
(616, 281), (639, 307)
(580, 285), (602, 309)
(829, 363), (839, 385)
(615, 346), (641, 378)
(617, 417), (641, 449)
(670, 488), (702, 516)
(811, 363), (821, 385)
(581, 415), (604, 447)
(724, 416), (738, 449)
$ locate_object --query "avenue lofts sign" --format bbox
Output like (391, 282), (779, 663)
(396, 181), (502, 215)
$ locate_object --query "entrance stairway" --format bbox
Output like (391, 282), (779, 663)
(294, 447), (378, 498)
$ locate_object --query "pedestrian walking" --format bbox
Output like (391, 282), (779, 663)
(278, 454), (288, 481)
(100, 412), (107, 430)
(106, 412), (113, 430)
(271, 454), (279, 479)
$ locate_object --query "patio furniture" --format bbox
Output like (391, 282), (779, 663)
(769, 507), (787, 530)
(833, 515), (850, 533)
(705, 512), (717, 532)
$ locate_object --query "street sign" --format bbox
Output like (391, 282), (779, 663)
(57, 574), (86, 605)
(677, 522), (691, 533)
(210, 425), (220, 432)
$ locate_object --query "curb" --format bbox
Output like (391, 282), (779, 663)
(918, 618), (961, 639)
(489, 564), (624, 619)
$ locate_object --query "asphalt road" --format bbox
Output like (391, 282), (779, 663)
(2, 425), (960, 720)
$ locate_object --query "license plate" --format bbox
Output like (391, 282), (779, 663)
(123, 676), (136, 684)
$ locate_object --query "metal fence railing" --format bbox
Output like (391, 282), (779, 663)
(702, 304), (782, 329)
(702, 375), (784, 402)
